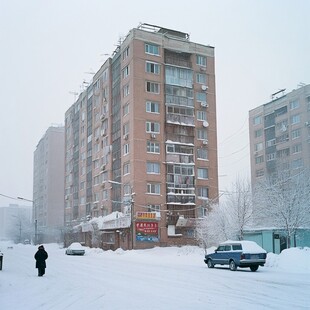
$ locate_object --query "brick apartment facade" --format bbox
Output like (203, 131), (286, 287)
(64, 24), (218, 249)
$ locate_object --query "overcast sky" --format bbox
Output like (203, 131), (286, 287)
(0, 0), (309, 207)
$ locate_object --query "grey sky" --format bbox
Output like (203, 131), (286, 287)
(0, 0), (309, 206)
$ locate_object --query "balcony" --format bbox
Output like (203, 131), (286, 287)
(166, 114), (195, 126)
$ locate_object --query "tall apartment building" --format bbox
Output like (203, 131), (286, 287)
(249, 84), (310, 186)
(33, 126), (65, 243)
(64, 23), (218, 249)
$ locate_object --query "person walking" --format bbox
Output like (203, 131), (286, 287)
(34, 245), (48, 277)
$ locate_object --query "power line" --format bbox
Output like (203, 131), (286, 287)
(0, 193), (19, 200)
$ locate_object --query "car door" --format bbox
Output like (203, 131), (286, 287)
(213, 245), (226, 264)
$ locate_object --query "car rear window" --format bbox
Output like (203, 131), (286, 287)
(232, 244), (242, 250)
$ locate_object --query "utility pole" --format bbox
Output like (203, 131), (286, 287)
(131, 192), (135, 250)
(35, 219), (38, 245)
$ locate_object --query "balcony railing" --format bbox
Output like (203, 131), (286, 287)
(166, 114), (195, 126)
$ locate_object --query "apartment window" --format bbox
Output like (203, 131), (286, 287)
(147, 183), (160, 195)
(196, 73), (207, 84)
(254, 128), (263, 138)
(196, 92), (207, 102)
(277, 148), (290, 158)
(122, 184), (131, 196)
(197, 168), (208, 179)
(197, 111), (207, 121)
(253, 115), (262, 125)
(291, 114), (301, 125)
(291, 158), (303, 169)
(123, 122), (129, 135)
(80, 196), (86, 205)
(146, 61), (160, 74)
(255, 155), (264, 164)
(147, 204), (160, 212)
(307, 96), (310, 111)
(197, 148), (208, 160)
(256, 169), (264, 177)
(80, 181), (85, 190)
(123, 46), (129, 60)
(146, 101), (160, 113)
(266, 153), (276, 161)
(147, 141), (160, 153)
(81, 138), (85, 148)
(81, 166), (86, 175)
(291, 128), (301, 139)
(292, 144), (302, 154)
(123, 102), (129, 116)
(145, 43), (159, 56)
(147, 162), (160, 174)
(123, 161), (130, 175)
(122, 66), (130, 79)
(146, 81), (160, 94)
(123, 143), (129, 155)
(146, 121), (160, 133)
(196, 55), (207, 67)
(102, 189), (108, 200)
(93, 174), (100, 185)
(94, 143), (100, 153)
(255, 142), (263, 152)
(289, 100), (299, 110)
(165, 66), (193, 88)
(123, 84), (130, 97)
(266, 139), (275, 147)
(197, 187), (209, 199)
(197, 128), (207, 140)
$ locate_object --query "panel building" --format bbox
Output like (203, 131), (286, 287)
(64, 24), (218, 249)
(33, 126), (65, 243)
(249, 84), (310, 186)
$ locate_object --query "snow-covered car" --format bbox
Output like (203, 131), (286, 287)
(204, 240), (267, 272)
(65, 242), (85, 256)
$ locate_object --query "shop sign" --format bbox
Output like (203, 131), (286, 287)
(135, 221), (159, 242)
(136, 212), (157, 220)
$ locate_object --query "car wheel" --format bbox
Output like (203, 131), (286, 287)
(229, 260), (237, 271)
(207, 259), (214, 268)
(250, 265), (259, 272)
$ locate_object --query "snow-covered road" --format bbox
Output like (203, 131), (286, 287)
(0, 242), (309, 310)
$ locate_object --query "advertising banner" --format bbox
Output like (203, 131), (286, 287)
(135, 221), (159, 242)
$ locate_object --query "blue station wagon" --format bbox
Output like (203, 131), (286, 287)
(204, 240), (267, 272)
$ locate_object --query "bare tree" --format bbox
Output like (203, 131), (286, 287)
(195, 177), (254, 249)
(225, 177), (253, 240)
(254, 169), (310, 248)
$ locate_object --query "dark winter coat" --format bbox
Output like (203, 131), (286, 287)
(34, 247), (48, 269)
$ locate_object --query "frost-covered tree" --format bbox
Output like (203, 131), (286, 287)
(254, 169), (310, 248)
(195, 177), (254, 248)
(225, 177), (253, 240)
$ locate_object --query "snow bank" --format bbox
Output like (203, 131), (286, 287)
(265, 247), (310, 273)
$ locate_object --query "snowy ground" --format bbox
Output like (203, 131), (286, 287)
(0, 242), (309, 310)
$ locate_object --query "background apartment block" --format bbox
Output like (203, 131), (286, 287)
(249, 84), (310, 186)
(64, 24), (218, 249)
(33, 126), (65, 243)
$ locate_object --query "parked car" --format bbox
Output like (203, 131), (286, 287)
(204, 240), (267, 272)
(65, 242), (85, 256)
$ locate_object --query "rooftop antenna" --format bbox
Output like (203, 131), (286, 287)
(69, 91), (78, 102)
(100, 53), (110, 62)
(297, 82), (306, 88)
(84, 68), (95, 75)
(271, 88), (286, 100)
